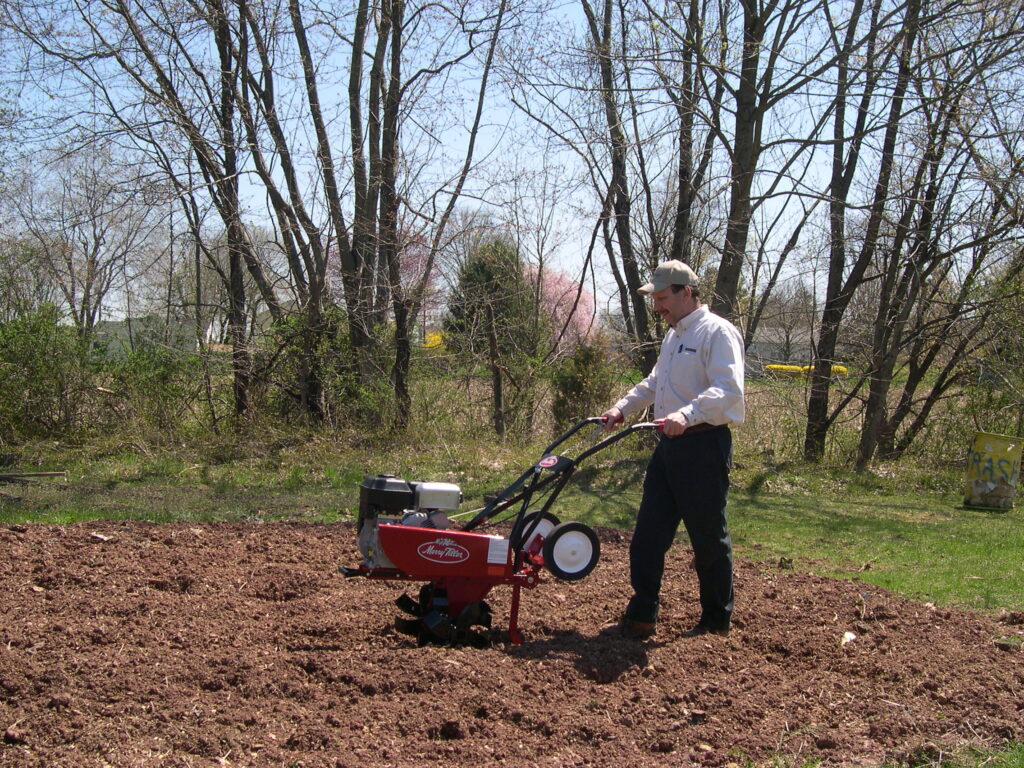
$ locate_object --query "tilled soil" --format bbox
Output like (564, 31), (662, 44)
(1, 521), (1022, 768)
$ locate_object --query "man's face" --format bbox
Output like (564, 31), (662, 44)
(650, 285), (697, 327)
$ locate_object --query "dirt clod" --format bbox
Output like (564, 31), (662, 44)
(45, 693), (71, 710)
(1, 521), (1021, 767)
(430, 720), (465, 740)
(3, 728), (27, 745)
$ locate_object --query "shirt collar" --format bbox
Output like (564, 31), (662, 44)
(673, 304), (708, 333)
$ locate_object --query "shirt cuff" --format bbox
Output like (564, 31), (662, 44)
(613, 398), (633, 417)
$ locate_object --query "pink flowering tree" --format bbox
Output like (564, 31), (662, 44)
(523, 264), (597, 360)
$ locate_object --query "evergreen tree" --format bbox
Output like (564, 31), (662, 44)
(443, 236), (540, 435)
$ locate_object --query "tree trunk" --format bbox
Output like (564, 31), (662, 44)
(582, 0), (655, 374)
(711, 0), (764, 320)
(214, 2), (250, 418)
(805, 0), (919, 461)
(486, 304), (505, 437)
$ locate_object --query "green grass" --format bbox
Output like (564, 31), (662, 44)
(548, 454), (1024, 613)
(961, 745), (1024, 768)
(730, 490), (1024, 610)
(744, 744), (1024, 768)
(0, 433), (543, 526)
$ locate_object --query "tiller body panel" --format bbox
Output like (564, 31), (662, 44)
(377, 525), (512, 581)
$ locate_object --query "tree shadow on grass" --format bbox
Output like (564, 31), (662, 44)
(568, 457), (648, 527)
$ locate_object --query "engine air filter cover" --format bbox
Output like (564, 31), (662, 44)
(415, 482), (462, 511)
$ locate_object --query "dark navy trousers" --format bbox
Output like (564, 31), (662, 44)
(625, 427), (733, 629)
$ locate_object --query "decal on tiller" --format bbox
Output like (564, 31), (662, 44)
(417, 538), (471, 564)
(538, 456), (559, 468)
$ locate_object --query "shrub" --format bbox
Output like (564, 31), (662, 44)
(259, 306), (395, 430)
(0, 307), (92, 439)
(104, 343), (205, 435)
(551, 339), (618, 432)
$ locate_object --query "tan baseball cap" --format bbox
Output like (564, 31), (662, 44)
(638, 260), (699, 294)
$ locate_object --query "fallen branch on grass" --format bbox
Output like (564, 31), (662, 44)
(0, 471), (68, 484)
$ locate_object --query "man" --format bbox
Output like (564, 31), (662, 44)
(601, 260), (745, 639)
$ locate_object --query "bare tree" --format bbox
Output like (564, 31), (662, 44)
(2, 148), (166, 335)
(232, 0), (511, 425)
(507, 0), (866, 377)
(3, 0), (514, 426)
(803, 0), (919, 461)
(805, 0), (1024, 464)
(856, 2), (1024, 465)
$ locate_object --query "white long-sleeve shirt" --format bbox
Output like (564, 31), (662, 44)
(614, 305), (745, 426)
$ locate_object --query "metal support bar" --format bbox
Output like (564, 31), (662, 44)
(508, 583), (523, 645)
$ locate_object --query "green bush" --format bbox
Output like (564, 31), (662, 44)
(104, 343), (206, 435)
(0, 306), (92, 439)
(260, 306), (395, 430)
(442, 236), (546, 436)
(551, 340), (618, 432)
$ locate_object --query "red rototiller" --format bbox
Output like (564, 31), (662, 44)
(342, 417), (660, 646)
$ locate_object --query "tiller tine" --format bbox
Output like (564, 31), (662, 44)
(455, 600), (492, 631)
(453, 601), (493, 648)
(393, 583), (494, 647)
(394, 589), (429, 637)
(394, 616), (423, 636)
(421, 610), (454, 645)
(395, 592), (423, 616)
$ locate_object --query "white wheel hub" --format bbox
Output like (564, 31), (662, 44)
(550, 531), (593, 574)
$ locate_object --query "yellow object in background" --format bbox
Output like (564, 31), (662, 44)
(764, 364), (848, 379)
(423, 331), (445, 350)
(964, 432), (1021, 509)
(765, 364), (805, 378)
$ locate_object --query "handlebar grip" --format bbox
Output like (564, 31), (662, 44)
(630, 420), (664, 432)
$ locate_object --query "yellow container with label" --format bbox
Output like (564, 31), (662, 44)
(963, 432), (1021, 509)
